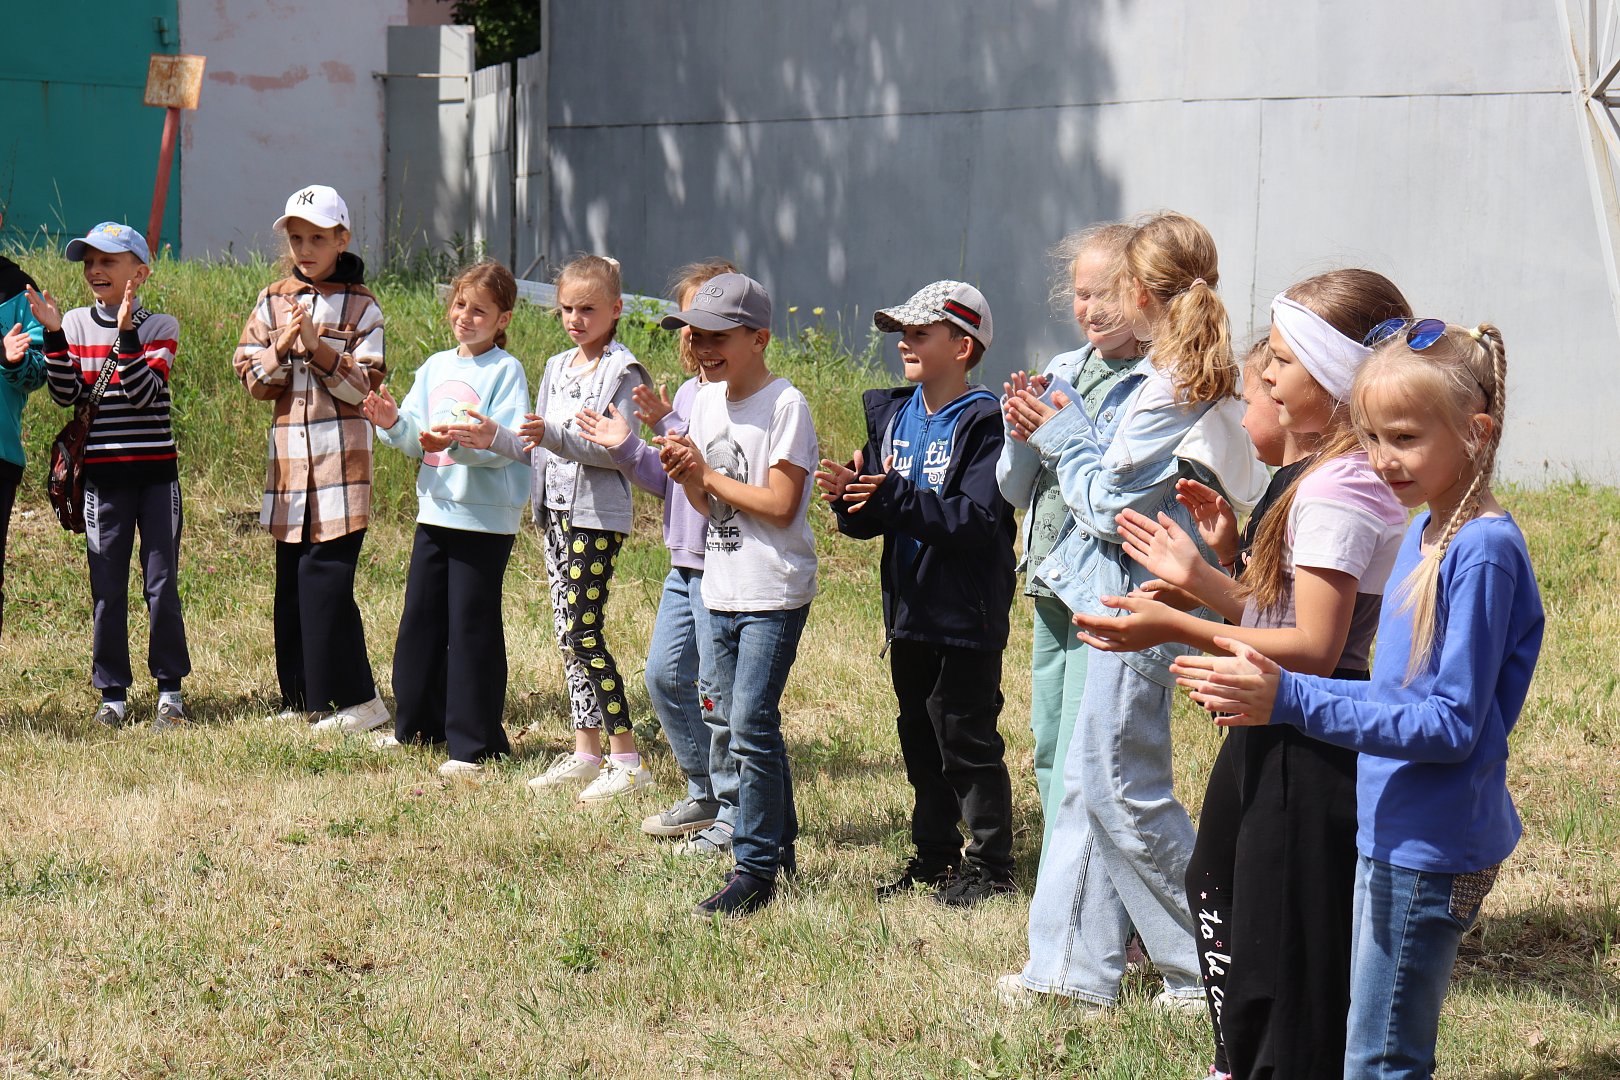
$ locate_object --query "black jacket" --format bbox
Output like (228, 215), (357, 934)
(830, 386), (1016, 651)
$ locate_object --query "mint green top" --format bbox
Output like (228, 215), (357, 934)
(1022, 344), (1142, 599)
(376, 345), (533, 534)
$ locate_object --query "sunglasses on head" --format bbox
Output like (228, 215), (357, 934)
(1363, 317), (1448, 350)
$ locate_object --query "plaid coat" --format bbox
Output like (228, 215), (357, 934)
(234, 276), (386, 542)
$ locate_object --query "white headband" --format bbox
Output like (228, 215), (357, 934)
(1269, 294), (1371, 403)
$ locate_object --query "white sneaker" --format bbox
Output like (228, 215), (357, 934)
(1153, 990), (1207, 1016)
(438, 759), (483, 777)
(371, 733), (402, 750)
(996, 974), (1109, 1016)
(526, 752), (602, 791)
(311, 694), (391, 734)
(996, 973), (1040, 1007)
(578, 760), (653, 802)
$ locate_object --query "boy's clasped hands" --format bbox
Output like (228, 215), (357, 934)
(813, 451), (895, 512)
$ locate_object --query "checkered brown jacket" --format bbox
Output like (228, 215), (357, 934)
(234, 276), (386, 542)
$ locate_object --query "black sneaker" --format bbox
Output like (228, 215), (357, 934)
(933, 865), (1017, 908)
(693, 869), (775, 918)
(875, 857), (958, 900)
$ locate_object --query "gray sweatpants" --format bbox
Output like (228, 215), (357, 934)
(84, 477), (192, 694)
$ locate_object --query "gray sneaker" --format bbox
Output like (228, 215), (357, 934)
(152, 699), (187, 732)
(642, 798), (721, 838)
(671, 824), (733, 857)
(93, 702), (128, 729)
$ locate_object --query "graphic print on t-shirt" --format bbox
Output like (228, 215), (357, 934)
(424, 379), (480, 467)
(704, 431), (748, 545)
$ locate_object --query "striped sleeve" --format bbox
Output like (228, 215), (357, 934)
(233, 291), (290, 401)
(44, 327), (85, 407)
(118, 313), (178, 411)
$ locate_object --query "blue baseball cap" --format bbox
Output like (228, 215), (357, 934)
(66, 222), (152, 265)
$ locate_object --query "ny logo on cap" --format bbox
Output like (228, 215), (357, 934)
(297, 189), (316, 205)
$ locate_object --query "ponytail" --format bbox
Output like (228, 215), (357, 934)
(1118, 212), (1235, 404)
(1157, 279), (1234, 403)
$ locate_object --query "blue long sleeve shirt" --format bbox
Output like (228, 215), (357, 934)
(1273, 513), (1544, 874)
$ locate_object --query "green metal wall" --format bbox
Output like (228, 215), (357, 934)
(0, 1), (183, 253)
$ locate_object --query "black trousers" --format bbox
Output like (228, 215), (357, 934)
(1186, 669), (1365, 1080)
(84, 478), (191, 694)
(391, 523), (514, 763)
(889, 638), (1015, 876)
(0, 461), (17, 640)
(274, 525), (376, 711)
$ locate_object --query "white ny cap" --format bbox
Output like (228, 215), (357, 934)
(273, 185), (351, 231)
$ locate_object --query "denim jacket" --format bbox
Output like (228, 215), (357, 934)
(1028, 356), (1221, 687)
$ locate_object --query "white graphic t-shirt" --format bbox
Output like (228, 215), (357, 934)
(686, 377), (819, 612)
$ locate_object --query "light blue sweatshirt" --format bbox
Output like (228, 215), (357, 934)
(376, 345), (531, 534)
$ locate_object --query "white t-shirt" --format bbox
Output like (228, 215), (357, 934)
(686, 377), (819, 612)
(542, 353), (599, 511)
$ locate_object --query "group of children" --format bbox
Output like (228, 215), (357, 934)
(0, 189), (1544, 1077)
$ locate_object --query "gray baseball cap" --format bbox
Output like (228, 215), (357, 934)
(874, 280), (993, 348)
(660, 273), (772, 332)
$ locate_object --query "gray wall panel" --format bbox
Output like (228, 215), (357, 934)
(543, 2), (1618, 481)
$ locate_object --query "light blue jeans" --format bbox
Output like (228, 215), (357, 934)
(1021, 649), (1202, 1004)
(699, 604), (810, 879)
(1344, 854), (1494, 1078)
(645, 567), (728, 805)
(1030, 595), (1089, 862)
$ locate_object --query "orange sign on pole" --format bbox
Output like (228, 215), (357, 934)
(144, 54), (206, 257)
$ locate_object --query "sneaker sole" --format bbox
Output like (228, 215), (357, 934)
(312, 715), (391, 735)
(641, 815), (719, 837)
(577, 777), (654, 804)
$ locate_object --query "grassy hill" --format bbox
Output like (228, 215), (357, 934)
(0, 253), (1616, 1077)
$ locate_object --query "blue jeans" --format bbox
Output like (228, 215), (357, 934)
(699, 604), (810, 879)
(1021, 649), (1201, 1004)
(1029, 595), (1089, 863)
(645, 567), (729, 804)
(1344, 854), (1495, 1078)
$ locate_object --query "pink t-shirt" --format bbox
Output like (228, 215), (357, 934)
(1241, 451), (1407, 671)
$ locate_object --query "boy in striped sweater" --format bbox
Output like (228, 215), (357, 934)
(27, 223), (191, 728)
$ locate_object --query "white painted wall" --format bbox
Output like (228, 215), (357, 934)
(177, 0), (414, 261)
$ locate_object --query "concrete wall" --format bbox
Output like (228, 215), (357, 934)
(177, 0), (414, 261)
(543, 1), (1618, 483)
(384, 25), (474, 261)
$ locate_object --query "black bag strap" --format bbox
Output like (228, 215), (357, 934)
(85, 306), (153, 407)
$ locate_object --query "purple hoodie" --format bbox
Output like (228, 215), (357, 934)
(607, 376), (707, 570)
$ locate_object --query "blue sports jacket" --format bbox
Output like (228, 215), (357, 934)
(830, 386), (1016, 652)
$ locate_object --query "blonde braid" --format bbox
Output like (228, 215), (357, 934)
(1394, 323), (1508, 681)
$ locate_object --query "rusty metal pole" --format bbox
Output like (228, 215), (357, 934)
(146, 105), (180, 257)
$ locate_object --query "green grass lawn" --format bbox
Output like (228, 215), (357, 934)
(0, 255), (1616, 1077)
